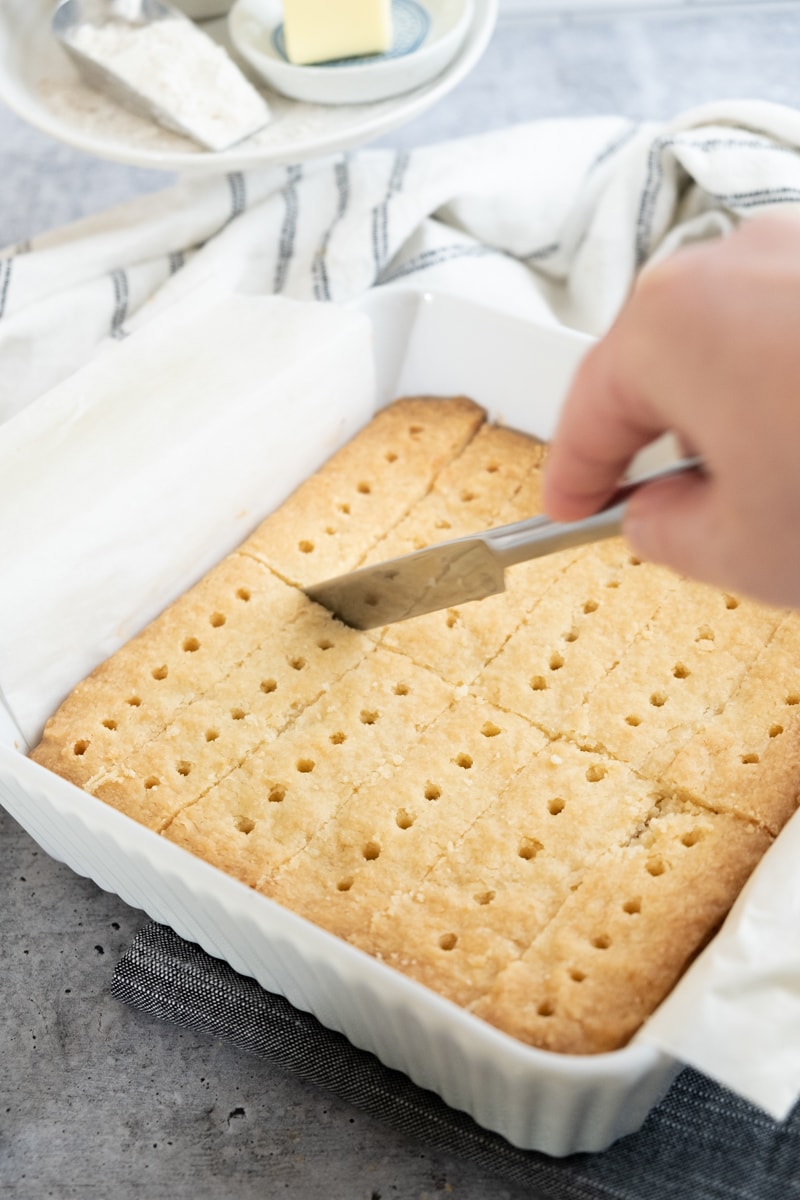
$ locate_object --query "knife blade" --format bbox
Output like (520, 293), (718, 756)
(306, 455), (703, 630)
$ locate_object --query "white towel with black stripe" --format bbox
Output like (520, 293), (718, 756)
(4, 98), (800, 420)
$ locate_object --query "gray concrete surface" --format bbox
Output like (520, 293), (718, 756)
(2, 5), (800, 1198)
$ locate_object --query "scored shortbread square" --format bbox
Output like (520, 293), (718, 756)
(569, 583), (785, 777)
(357, 742), (662, 1009)
(164, 646), (456, 885)
(31, 554), (305, 788)
(87, 600), (374, 829)
(240, 396), (485, 587)
(267, 697), (544, 939)
(473, 542), (679, 735)
(472, 803), (772, 1053)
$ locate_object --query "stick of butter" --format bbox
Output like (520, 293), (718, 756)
(282, 0), (393, 65)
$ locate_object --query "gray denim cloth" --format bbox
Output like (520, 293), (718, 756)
(112, 922), (800, 1199)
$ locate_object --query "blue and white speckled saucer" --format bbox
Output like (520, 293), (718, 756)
(229, 0), (474, 104)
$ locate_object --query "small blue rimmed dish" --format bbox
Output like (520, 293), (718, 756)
(228, 0), (475, 105)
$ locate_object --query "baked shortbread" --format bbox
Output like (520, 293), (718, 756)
(31, 397), (800, 1053)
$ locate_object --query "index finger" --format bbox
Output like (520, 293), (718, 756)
(542, 331), (668, 522)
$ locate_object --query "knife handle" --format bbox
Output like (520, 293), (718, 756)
(486, 455), (704, 568)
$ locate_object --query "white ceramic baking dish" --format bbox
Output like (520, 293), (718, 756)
(0, 289), (684, 1155)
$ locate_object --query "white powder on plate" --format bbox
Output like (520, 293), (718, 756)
(38, 71), (393, 160)
(66, 16), (271, 150)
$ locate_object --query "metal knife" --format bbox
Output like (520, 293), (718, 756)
(306, 455), (703, 630)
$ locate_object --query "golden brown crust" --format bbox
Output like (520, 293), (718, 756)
(28, 396), (800, 1055)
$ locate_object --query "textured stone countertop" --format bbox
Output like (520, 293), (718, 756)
(2, 6), (799, 1199)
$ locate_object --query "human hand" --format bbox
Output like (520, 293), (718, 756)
(542, 211), (800, 608)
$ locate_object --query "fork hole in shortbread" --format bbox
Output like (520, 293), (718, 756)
(518, 837), (543, 860)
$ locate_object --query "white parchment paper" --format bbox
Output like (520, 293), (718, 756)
(0, 287), (375, 746)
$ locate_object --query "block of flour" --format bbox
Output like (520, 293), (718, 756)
(62, 13), (271, 150)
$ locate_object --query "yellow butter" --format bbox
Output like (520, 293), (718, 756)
(282, 0), (393, 65)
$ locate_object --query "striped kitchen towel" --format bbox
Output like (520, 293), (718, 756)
(3, 97), (800, 421)
(111, 922), (800, 1200)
